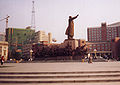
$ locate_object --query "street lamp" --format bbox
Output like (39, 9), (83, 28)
(94, 49), (97, 59)
(30, 49), (33, 61)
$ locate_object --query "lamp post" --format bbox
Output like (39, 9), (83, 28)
(94, 49), (97, 59)
(30, 49), (33, 61)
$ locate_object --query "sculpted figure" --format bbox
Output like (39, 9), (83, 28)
(65, 14), (79, 39)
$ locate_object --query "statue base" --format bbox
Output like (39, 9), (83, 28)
(63, 39), (78, 50)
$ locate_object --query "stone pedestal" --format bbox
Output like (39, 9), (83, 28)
(63, 39), (78, 50)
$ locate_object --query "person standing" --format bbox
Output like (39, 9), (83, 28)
(88, 53), (92, 63)
(1, 56), (4, 65)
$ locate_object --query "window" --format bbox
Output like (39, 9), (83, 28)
(97, 47), (100, 50)
(102, 47), (104, 50)
(105, 44), (107, 46)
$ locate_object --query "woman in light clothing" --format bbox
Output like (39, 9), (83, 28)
(88, 53), (92, 63)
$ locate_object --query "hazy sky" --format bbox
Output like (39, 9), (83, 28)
(0, 0), (120, 43)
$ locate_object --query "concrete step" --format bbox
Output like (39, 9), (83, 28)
(1, 82), (120, 85)
(0, 71), (120, 84)
(0, 76), (120, 80)
(1, 72), (120, 77)
(0, 78), (120, 83)
(1, 70), (120, 74)
(1, 74), (120, 78)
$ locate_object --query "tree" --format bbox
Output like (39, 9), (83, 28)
(75, 44), (88, 57)
(64, 44), (72, 56)
(11, 49), (22, 60)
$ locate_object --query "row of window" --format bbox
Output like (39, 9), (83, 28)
(89, 27), (119, 34)
(89, 43), (111, 51)
(89, 39), (102, 41)
(89, 43), (110, 47)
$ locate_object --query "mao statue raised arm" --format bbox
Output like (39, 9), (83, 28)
(65, 14), (79, 39)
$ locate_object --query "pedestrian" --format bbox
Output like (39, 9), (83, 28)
(88, 53), (92, 63)
(1, 56), (4, 65)
(89, 56), (93, 63)
(82, 55), (85, 62)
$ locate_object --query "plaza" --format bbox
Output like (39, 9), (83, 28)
(0, 61), (120, 85)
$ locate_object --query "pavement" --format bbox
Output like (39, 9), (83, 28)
(0, 61), (120, 85)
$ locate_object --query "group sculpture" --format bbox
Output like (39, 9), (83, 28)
(32, 14), (88, 60)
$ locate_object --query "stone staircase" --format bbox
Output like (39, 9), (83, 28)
(0, 71), (120, 85)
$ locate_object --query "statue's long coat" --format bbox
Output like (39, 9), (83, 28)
(65, 16), (78, 38)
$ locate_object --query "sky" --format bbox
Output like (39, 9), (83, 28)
(0, 0), (120, 43)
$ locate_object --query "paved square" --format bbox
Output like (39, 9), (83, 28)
(0, 62), (120, 85)
(1, 62), (120, 72)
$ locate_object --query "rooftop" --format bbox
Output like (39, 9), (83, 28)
(108, 22), (120, 27)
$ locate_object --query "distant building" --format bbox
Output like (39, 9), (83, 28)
(0, 33), (5, 41)
(34, 31), (52, 44)
(6, 28), (35, 59)
(23, 30), (52, 60)
(87, 22), (120, 59)
(0, 41), (8, 61)
(88, 22), (120, 42)
(48, 33), (52, 43)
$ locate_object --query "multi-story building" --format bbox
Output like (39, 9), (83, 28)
(88, 22), (120, 42)
(0, 41), (8, 61)
(22, 30), (52, 60)
(34, 31), (52, 44)
(87, 22), (120, 59)
(6, 28), (35, 59)
(0, 32), (5, 41)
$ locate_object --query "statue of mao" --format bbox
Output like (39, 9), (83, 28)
(65, 14), (79, 39)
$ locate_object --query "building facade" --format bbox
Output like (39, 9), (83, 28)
(87, 22), (120, 59)
(34, 31), (52, 44)
(88, 22), (120, 42)
(86, 41), (112, 54)
(6, 28), (35, 59)
(22, 30), (52, 60)
(0, 41), (8, 61)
